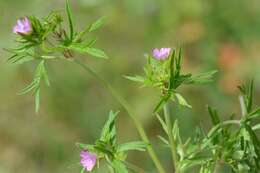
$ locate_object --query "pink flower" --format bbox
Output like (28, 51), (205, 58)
(13, 17), (32, 35)
(152, 48), (171, 60)
(80, 150), (97, 172)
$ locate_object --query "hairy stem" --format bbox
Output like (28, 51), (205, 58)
(163, 102), (179, 173)
(74, 59), (166, 173)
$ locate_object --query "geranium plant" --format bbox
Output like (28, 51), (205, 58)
(6, 1), (260, 173)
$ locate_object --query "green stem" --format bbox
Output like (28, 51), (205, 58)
(74, 59), (166, 173)
(220, 117), (260, 132)
(163, 102), (179, 173)
(253, 124), (260, 131)
(213, 161), (222, 173)
(239, 96), (247, 117)
(221, 120), (240, 126)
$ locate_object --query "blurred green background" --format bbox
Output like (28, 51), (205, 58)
(0, 0), (260, 172)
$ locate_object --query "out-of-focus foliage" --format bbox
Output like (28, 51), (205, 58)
(0, 0), (259, 172)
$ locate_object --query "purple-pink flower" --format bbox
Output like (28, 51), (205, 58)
(80, 150), (97, 172)
(13, 17), (32, 35)
(152, 48), (171, 60)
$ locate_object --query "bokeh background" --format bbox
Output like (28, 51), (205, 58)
(0, 0), (260, 172)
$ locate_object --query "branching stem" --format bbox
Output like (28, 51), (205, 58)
(74, 59), (166, 173)
(163, 102), (179, 173)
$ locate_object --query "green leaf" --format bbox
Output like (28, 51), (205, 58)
(100, 111), (119, 145)
(8, 54), (34, 64)
(172, 120), (179, 140)
(69, 44), (108, 59)
(156, 113), (168, 135)
(246, 107), (260, 122)
(41, 55), (57, 59)
(111, 160), (128, 173)
(19, 60), (49, 113)
(84, 47), (108, 59)
(185, 70), (218, 84)
(245, 124), (260, 147)
(238, 80), (255, 114)
(168, 49), (176, 89)
(180, 157), (211, 172)
(172, 120), (183, 153)
(19, 80), (38, 95)
(94, 143), (114, 157)
(88, 16), (106, 32)
(118, 141), (148, 152)
(157, 135), (169, 145)
(175, 93), (192, 108)
(253, 123), (260, 131)
(247, 80), (254, 113)
(66, 0), (74, 41)
(207, 106), (220, 125)
(67, 43), (88, 51)
(124, 75), (144, 83)
(175, 48), (182, 77)
(76, 143), (95, 151)
(41, 64), (50, 86)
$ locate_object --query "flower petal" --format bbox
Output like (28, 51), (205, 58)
(80, 150), (97, 171)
